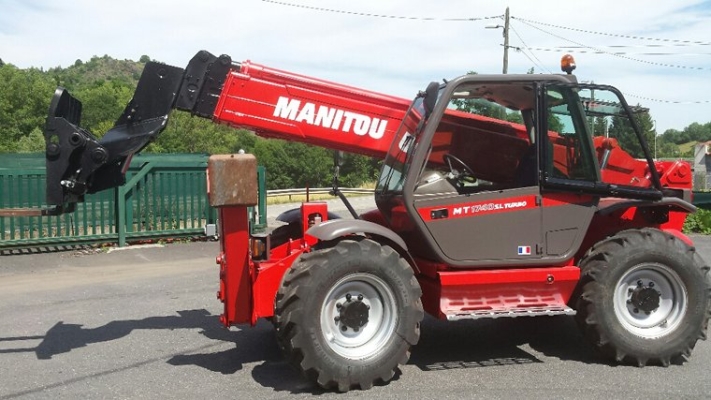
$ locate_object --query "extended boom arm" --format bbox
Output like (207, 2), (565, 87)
(42, 50), (410, 213)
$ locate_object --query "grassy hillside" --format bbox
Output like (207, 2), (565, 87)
(48, 55), (146, 91)
(678, 141), (698, 157)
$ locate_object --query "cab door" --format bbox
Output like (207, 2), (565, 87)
(538, 84), (601, 259)
(404, 79), (545, 266)
(414, 185), (543, 263)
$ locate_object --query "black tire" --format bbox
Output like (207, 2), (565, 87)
(273, 239), (423, 392)
(269, 222), (302, 249)
(575, 228), (711, 366)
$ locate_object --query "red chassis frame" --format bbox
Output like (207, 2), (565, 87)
(207, 59), (694, 328)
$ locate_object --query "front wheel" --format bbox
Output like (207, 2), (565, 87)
(575, 228), (711, 366)
(273, 239), (423, 392)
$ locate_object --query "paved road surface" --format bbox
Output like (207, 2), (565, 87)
(2, 223), (711, 398)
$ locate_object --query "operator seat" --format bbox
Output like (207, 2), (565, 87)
(514, 144), (538, 187)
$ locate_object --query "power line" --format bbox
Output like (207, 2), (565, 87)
(258, 3), (710, 104)
(496, 45), (711, 103)
(515, 18), (711, 71)
(508, 21), (552, 73)
(510, 18), (711, 103)
(513, 17), (711, 46)
(622, 92), (711, 105)
(523, 47), (711, 57)
(512, 46), (549, 74)
(549, 43), (711, 49)
(261, 0), (502, 22)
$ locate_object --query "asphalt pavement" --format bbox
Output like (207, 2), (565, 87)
(2, 218), (711, 399)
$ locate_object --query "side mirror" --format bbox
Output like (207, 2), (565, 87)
(423, 81), (439, 118)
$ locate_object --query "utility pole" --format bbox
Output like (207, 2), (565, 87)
(653, 119), (657, 160)
(502, 7), (510, 74)
(485, 7), (510, 74)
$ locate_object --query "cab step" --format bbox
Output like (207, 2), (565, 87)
(445, 305), (576, 321)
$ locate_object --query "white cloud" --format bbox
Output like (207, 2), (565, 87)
(0, 0), (709, 133)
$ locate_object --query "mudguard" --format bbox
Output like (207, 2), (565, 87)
(306, 219), (408, 251)
(597, 197), (696, 216)
(276, 207), (341, 225)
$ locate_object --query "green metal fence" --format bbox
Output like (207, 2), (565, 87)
(0, 153), (266, 249)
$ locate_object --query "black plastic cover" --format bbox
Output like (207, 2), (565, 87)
(175, 50), (232, 118)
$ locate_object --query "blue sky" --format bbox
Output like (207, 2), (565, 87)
(0, 0), (709, 133)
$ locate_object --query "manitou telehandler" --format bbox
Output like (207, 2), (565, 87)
(29, 50), (711, 391)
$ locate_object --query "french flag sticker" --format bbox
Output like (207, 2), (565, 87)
(517, 245), (531, 256)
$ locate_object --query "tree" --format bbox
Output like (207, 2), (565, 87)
(144, 111), (245, 154)
(684, 122), (711, 143)
(608, 109), (655, 158)
(16, 127), (45, 153)
(661, 128), (684, 145)
(339, 153), (380, 187)
(0, 64), (55, 152)
(656, 140), (680, 158)
(548, 114), (564, 134)
(73, 81), (134, 135)
(590, 116), (609, 137)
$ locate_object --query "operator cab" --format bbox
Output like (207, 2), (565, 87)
(414, 81), (541, 196)
(376, 69), (664, 267)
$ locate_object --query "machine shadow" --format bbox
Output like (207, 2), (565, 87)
(12, 309), (614, 394)
(28, 309), (233, 360)
(409, 315), (603, 370)
(11, 309), (316, 393)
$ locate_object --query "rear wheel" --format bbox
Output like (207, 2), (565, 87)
(575, 228), (711, 366)
(273, 239), (423, 392)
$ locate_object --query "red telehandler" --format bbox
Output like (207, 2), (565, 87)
(34, 50), (711, 391)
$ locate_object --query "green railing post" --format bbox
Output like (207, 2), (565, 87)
(116, 186), (126, 247)
(0, 153), (256, 250)
(125, 170), (134, 234)
(118, 160), (158, 247)
(256, 166), (267, 230)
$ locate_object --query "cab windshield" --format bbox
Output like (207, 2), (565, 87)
(376, 96), (427, 194)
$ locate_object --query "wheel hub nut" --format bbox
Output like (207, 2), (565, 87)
(630, 285), (661, 313)
(338, 294), (369, 330)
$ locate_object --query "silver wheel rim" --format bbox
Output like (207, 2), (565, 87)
(613, 262), (688, 338)
(320, 273), (397, 360)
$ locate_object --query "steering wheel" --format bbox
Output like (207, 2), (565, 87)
(442, 153), (476, 187)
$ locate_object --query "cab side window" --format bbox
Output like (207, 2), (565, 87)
(543, 87), (598, 183)
(415, 82), (537, 196)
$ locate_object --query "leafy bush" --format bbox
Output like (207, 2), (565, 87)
(683, 209), (711, 234)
